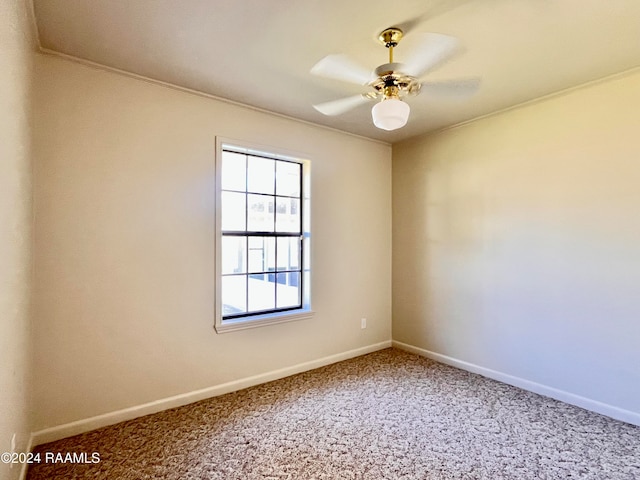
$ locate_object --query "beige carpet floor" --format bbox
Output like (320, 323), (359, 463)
(28, 348), (640, 479)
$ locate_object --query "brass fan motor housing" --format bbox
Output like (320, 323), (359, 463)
(369, 63), (422, 99)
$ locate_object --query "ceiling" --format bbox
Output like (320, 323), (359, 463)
(32, 0), (640, 143)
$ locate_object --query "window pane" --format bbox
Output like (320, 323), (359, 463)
(247, 194), (274, 232)
(276, 161), (300, 197)
(276, 237), (300, 271)
(275, 197), (300, 232)
(248, 236), (275, 273)
(221, 192), (246, 231)
(221, 236), (246, 274)
(247, 157), (274, 195)
(221, 151), (246, 192)
(277, 272), (300, 308)
(248, 273), (275, 311)
(303, 236), (310, 271)
(222, 275), (247, 315)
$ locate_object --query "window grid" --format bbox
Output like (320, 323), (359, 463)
(221, 149), (303, 320)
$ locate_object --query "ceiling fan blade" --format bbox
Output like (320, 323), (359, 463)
(313, 94), (372, 116)
(396, 0), (472, 35)
(311, 54), (374, 85)
(420, 77), (481, 99)
(402, 33), (462, 79)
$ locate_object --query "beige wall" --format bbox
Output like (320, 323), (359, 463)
(32, 54), (392, 432)
(0, 0), (34, 477)
(393, 70), (640, 415)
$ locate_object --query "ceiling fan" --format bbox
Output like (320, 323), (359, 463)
(311, 27), (480, 131)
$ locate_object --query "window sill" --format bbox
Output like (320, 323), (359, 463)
(214, 309), (314, 334)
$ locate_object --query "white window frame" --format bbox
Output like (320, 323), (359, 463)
(214, 137), (313, 333)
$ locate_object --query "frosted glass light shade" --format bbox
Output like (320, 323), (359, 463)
(371, 98), (410, 131)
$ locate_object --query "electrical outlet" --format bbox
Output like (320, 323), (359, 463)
(361, 318), (367, 329)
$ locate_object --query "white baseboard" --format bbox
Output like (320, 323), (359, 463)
(31, 341), (392, 446)
(393, 340), (640, 427)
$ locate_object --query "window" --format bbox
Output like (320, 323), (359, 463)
(215, 139), (312, 332)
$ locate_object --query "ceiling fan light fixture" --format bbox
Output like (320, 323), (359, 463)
(371, 97), (410, 131)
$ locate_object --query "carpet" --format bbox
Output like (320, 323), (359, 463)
(27, 348), (640, 479)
